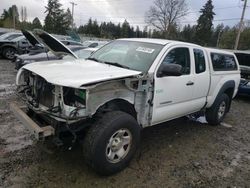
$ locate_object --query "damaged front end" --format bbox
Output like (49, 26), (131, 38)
(13, 65), (153, 145)
(17, 69), (88, 123)
(13, 69), (91, 144)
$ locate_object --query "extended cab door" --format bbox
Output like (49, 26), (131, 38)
(191, 48), (210, 109)
(152, 45), (197, 125)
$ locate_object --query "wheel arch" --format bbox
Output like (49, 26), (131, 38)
(208, 80), (235, 112)
(1, 44), (17, 51)
(95, 98), (137, 120)
(1, 45), (17, 58)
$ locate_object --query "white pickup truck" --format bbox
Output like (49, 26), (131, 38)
(11, 30), (240, 175)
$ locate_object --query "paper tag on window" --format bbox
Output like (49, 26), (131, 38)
(136, 47), (155, 54)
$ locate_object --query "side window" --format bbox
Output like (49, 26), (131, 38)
(211, 53), (238, 71)
(159, 47), (190, 75)
(194, 49), (206, 74)
(89, 43), (98, 48)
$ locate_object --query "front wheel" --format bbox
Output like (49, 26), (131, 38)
(205, 94), (230, 126)
(2, 47), (17, 60)
(83, 111), (140, 175)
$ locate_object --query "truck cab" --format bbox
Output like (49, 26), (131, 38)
(151, 43), (210, 125)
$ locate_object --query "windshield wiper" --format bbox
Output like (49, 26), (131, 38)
(87, 57), (100, 62)
(104, 62), (130, 69)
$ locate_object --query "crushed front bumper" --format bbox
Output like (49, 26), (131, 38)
(10, 102), (55, 140)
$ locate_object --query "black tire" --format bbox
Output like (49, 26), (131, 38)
(2, 47), (17, 60)
(205, 93), (230, 126)
(83, 111), (140, 175)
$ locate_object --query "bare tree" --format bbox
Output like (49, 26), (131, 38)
(145, 0), (188, 38)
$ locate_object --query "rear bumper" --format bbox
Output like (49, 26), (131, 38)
(10, 102), (55, 140)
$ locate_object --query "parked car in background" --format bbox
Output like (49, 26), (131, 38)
(0, 31), (7, 36)
(233, 50), (250, 79)
(82, 40), (108, 48)
(238, 79), (250, 96)
(61, 40), (84, 46)
(14, 29), (87, 69)
(12, 30), (240, 175)
(0, 35), (31, 60)
(231, 51), (250, 96)
(21, 30), (84, 56)
(0, 32), (23, 41)
(63, 48), (97, 60)
(15, 45), (86, 69)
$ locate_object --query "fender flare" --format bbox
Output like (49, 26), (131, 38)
(210, 80), (235, 112)
(1, 44), (17, 50)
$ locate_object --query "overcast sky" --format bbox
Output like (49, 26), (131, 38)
(0, 0), (249, 29)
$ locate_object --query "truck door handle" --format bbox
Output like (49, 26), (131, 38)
(186, 81), (194, 86)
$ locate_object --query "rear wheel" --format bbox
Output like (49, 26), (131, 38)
(2, 47), (17, 60)
(83, 111), (140, 175)
(205, 93), (230, 126)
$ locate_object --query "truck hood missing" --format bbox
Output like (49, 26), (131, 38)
(19, 59), (141, 88)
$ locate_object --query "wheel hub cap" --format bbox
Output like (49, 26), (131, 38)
(218, 101), (226, 119)
(6, 51), (14, 58)
(106, 128), (132, 163)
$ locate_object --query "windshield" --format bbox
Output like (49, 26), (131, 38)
(90, 40), (163, 72)
(6, 34), (23, 40)
(63, 49), (94, 60)
(75, 49), (94, 58)
(82, 41), (92, 47)
(11, 36), (25, 42)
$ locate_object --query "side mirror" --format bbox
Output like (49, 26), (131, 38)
(157, 64), (183, 77)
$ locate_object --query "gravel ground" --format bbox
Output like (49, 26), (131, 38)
(0, 59), (249, 188)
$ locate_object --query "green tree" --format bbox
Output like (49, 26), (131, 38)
(115, 23), (121, 38)
(78, 18), (142, 39)
(135, 26), (141, 38)
(44, 0), (69, 34)
(32, 17), (42, 29)
(92, 20), (100, 37)
(195, 0), (215, 46)
(180, 24), (196, 42)
(211, 23), (224, 47)
(238, 28), (250, 50)
(0, 5), (19, 28)
(121, 20), (130, 38)
(151, 29), (163, 38)
(99, 21), (106, 37)
(86, 18), (93, 34)
(219, 26), (236, 49)
(63, 8), (72, 29)
(142, 26), (148, 38)
(19, 21), (33, 30)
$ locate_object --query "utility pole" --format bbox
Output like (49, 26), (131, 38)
(70, 1), (77, 29)
(13, 8), (16, 29)
(234, 0), (248, 50)
(216, 30), (222, 48)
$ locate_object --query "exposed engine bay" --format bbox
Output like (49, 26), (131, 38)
(18, 70), (87, 124)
